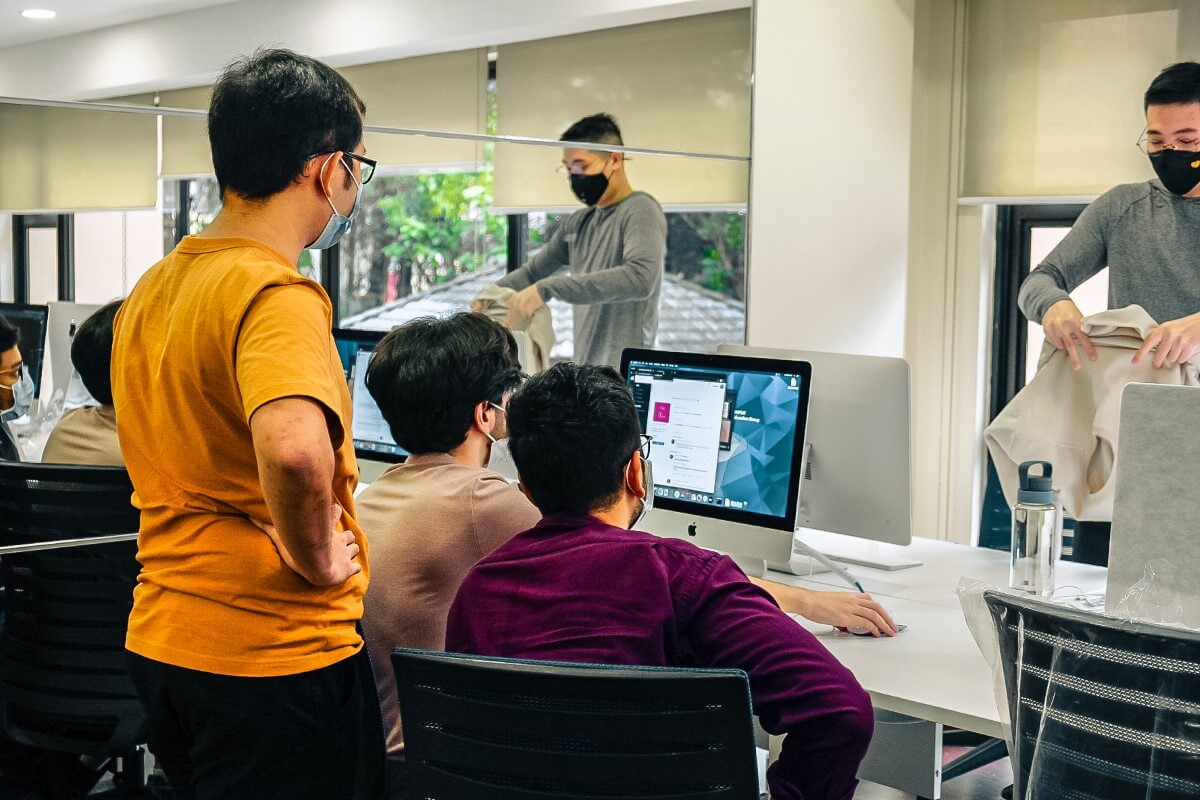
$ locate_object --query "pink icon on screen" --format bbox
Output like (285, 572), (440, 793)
(653, 402), (671, 423)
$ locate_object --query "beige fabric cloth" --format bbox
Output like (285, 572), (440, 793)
(472, 284), (556, 373)
(986, 305), (1200, 522)
(41, 405), (123, 466)
(357, 452), (540, 758)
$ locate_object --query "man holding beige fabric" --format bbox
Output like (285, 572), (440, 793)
(1020, 62), (1200, 564)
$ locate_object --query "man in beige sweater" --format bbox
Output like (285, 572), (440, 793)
(356, 313), (532, 799)
(43, 300), (123, 466)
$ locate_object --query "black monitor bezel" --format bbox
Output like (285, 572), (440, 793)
(332, 327), (407, 464)
(0, 302), (49, 396)
(621, 347), (813, 533)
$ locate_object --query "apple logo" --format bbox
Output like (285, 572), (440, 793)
(687, 523), (698, 537)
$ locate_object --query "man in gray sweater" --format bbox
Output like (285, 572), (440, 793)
(1021, 62), (1200, 372)
(1019, 61), (1200, 565)
(484, 113), (667, 368)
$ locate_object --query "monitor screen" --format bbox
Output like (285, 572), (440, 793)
(0, 303), (49, 397)
(621, 349), (812, 532)
(333, 328), (407, 463)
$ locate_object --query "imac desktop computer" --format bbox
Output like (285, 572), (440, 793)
(333, 328), (408, 464)
(0, 302), (49, 401)
(621, 348), (813, 576)
(47, 301), (102, 400)
(718, 345), (916, 571)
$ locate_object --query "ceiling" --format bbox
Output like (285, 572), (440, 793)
(0, 0), (240, 49)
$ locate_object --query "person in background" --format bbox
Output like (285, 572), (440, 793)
(477, 113), (666, 368)
(357, 312), (531, 800)
(0, 316), (31, 461)
(447, 363), (875, 800)
(111, 49), (378, 799)
(43, 300), (123, 466)
(1019, 61), (1200, 565)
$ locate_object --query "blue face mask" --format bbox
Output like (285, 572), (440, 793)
(308, 154), (363, 250)
(2, 366), (33, 420)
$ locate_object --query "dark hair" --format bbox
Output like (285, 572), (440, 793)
(1145, 62), (1200, 109)
(507, 362), (642, 516)
(0, 316), (18, 353)
(209, 48), (365, 200)
(71, 300), (121, 406)
(561, 113), (624, 146)
(365, 313), (523, 454)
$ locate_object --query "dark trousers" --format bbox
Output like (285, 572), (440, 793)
(127, 649), (384, 800)
(1072, 521), (1111, 567)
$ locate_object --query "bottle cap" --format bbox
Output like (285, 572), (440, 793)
(1017, 461), (1055, 505)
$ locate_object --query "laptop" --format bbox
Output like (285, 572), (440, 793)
(1107, 383), (1200, 629)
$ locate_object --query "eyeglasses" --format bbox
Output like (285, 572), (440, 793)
(309, 151), (377, 185)
(637, 434), (653, 461)
(1136, 130), (1200, 155)
(556, 156), (610, 177)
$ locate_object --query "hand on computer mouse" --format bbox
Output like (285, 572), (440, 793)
(804, 591), (899, 637)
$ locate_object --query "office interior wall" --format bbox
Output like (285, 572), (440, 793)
(73, 211), (165, 303)
(0, 217), (11, 301)
(745, 0), (915, 358)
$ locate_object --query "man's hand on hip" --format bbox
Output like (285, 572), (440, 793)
(1134, 311), (1200, 369)
(506, 284), (545, 328)
(1042, 299), (1097, 371)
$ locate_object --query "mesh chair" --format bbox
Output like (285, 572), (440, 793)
(392, 648), (760, 800)
(984, 590), (1200, 800)
(0, 462), (148, 796)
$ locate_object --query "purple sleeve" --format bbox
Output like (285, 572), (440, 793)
(681, 555), (873, 800)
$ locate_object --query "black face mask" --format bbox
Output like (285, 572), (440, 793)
(569, 163), (610, 206)
(1149, 149), (1200, 196)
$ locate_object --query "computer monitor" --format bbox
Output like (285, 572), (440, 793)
(621, 348), (812, 575)
(47, 302), (102, 399)
(717, 345), (916, 571)
(0, 302), (49, 399)
(333, 328), (408, 464)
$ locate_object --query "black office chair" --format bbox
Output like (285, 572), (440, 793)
(391, 648), (760, 800)
(0, 462), (149, 798)
(984, 590), (1200, 800)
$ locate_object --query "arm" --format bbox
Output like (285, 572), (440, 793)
(685, 557), (873, 800)
(537, 204), (666, 305)
(1017, 198), (1111, 324)
(251, 398), (360, 586)
(749, 577), (897, 636)
(495, 223), (571, 292)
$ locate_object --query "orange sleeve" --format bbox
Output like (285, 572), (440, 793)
(236, 282), (347, 448)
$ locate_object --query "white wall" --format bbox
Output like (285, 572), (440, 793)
(74, 211), (165, 303)
(745, 0), (914, 357)
(0, 0), (748, 100)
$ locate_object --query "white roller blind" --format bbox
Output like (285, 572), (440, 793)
(493, 10), (752, 211)
(963, 0), (1200, 198)
(0, 101), (158, 212)
(155, 49), (488, 178)
(341, 49), (488, 171)
(159, 86), (213, 178)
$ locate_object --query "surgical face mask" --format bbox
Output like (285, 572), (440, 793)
(1149, 149), (1200, 196)
(628, 455), (655, 529)
(1, 366), (33, 420)
(569, 158), (611, 206)
(308, 154), (363, 249)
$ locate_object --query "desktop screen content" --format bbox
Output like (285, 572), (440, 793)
(334, 334), (408, 461)
(0, 303), (49, 397)
(626, 358), (804, 521)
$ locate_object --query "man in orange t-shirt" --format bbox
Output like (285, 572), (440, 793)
(112, 49), (379, 799)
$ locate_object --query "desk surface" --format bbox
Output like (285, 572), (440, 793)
(766, 534), (1108, 737)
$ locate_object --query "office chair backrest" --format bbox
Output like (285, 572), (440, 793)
(0, 462), (145, 756)
(984, 590), (1200, 800)
(392, 648), (760, 800)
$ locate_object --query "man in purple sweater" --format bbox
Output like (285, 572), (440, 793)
(446, 363), (873, 800)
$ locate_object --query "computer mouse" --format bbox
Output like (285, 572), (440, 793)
(846, 624), (906, 636)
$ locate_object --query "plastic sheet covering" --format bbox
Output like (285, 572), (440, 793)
(3, 389), (64, 461)
(959, 579), (1200, 799)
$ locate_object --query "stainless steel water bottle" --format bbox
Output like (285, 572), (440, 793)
(1010, 461), (1060, 596)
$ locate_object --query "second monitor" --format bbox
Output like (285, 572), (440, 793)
(333, 328), (408, 464)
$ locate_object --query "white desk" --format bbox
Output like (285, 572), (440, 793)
(762, 534), (1107, 797)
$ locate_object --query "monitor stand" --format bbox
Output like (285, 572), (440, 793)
(774, 529), (923, 574)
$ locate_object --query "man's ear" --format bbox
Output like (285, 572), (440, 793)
(626, 454), (646, 499)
